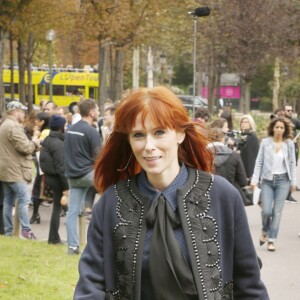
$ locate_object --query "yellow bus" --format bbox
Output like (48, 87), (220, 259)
(2, 69), (99, 106)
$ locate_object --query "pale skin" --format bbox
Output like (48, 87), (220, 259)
(250, 121), (296, 193)
(240, 118), (251, 131)
(129, 114), (185, 192)
(82, 105), (100, 125)
(284, 105), (293, 119)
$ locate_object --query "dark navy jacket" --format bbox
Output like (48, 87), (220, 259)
(74, 167), (269, 300)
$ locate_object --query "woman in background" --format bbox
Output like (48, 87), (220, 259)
(40, 115), (69, 244)
(30, 112), (51, 224)
(251, 117), (296, 252)
(208, 128), (249, 205)
(239, 114), (260, 182)
(220, 106), (234, 131)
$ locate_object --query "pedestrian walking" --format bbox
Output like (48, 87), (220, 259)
(0, 101), (40, 239)
(74, 86), (269, 299)
(64, 99), (101, 255)
(251, 117), (297, 252)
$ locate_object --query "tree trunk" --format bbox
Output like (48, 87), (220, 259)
(132, 46), (139, 90)
(113, 48), (123, 101)
(108, 44), (113, 100)
(0, 28), (6, 113)
(272, 57), (280, 111)
(239, 78), (244, 112)
(147, 46), (154, 88)
(17, 39), (26, 104)
(207, 53), (215, 115)
(244, 80), (251, 113)
(26, 32), (34, 113)
(9, 31), (14, 101)
(98, 40), (109, 116)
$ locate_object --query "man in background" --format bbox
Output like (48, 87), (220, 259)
(0, 101), (40, 239)
(44, 100), (57, 115)
(100, 105), (116, 143)
(283, 103), (300, 202)
(64, 99), (101, 255)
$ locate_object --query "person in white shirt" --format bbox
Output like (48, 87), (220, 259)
(251, 117), (296, 252)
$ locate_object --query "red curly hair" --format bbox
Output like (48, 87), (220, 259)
(94, 86), (213, 193)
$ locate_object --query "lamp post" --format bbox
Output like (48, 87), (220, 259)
(188, 7), (210, 116)
(45, 29), (56, 101)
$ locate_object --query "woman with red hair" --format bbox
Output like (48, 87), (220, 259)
(75, 86), (268, 300)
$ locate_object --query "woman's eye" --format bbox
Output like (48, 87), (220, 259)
(155, 129), (166, 136)
(132, 132), (144, 138)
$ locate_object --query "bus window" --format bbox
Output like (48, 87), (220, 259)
(4, 83), (19, 94)
(66, 85), (84, 96)
(38, 84), (46, 95)
(89, 87), (97, 99)
(53, 85), (64, 96)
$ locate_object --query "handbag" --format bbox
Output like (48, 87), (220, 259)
(242, 186), (254, 206)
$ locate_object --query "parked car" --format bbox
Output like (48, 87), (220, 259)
(177, 94), (208, 112)
(177, 95), (218, 115)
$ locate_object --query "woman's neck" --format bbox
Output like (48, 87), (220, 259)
(273, 137), (283, 143)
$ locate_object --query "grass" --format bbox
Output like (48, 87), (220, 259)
(0, 236), (80, 300)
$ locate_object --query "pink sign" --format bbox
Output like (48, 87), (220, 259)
(202, 86), (240, 99)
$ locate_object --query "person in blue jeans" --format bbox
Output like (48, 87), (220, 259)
(64, 99), (101, 255)
(0, 101), (40, 239)
(251, 117), (297, 252)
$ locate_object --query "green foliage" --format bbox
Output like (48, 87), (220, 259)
(283, 80), (300, 98)
(0, 237), (79, 299)
(172, 58), (193, 87)
(251, 113), (269, 139)
(259, 96), (273, 112)
(251, 64), (273, 99)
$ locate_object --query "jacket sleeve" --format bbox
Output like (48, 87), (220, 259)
(50, 140), (69, 190)
(232, 192), (270, 299)
(9, 126), (35, 155)
(74, 195), (106, 300)
(234, 152), (248, 187)
(251, 139), (265, 185)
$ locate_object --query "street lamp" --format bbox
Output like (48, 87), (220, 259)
(45, 29), (56, 101)
(188, 7), (210, 116)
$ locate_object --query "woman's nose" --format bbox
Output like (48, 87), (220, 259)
(144, 135), (155, 152)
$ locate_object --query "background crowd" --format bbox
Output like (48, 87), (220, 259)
(0, 90), (299, 256)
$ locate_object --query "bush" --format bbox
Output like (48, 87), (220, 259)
(259, 96), (272, 112)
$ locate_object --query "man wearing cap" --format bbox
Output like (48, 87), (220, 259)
(0, 101), (40, 239)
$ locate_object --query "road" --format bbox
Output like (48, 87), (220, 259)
(29, 161), (300, 300)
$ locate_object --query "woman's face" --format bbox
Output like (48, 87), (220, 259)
(35, 118), (44, 129)
(240, 118), (251, 131)
(222, 121), (229, 133)
(273, 121), (285, 139)
(129, 114), (185, 187)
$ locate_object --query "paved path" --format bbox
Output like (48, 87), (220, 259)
(29, 162), (300, 299)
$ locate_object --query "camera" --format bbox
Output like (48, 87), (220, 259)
(225, 130), (248, 151)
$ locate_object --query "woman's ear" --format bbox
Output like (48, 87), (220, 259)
(177, 131), (186, 145)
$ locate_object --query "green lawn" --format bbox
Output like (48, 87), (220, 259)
(0, 236), (80, 300)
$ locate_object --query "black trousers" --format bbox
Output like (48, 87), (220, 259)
(45, 175), (63, 244)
